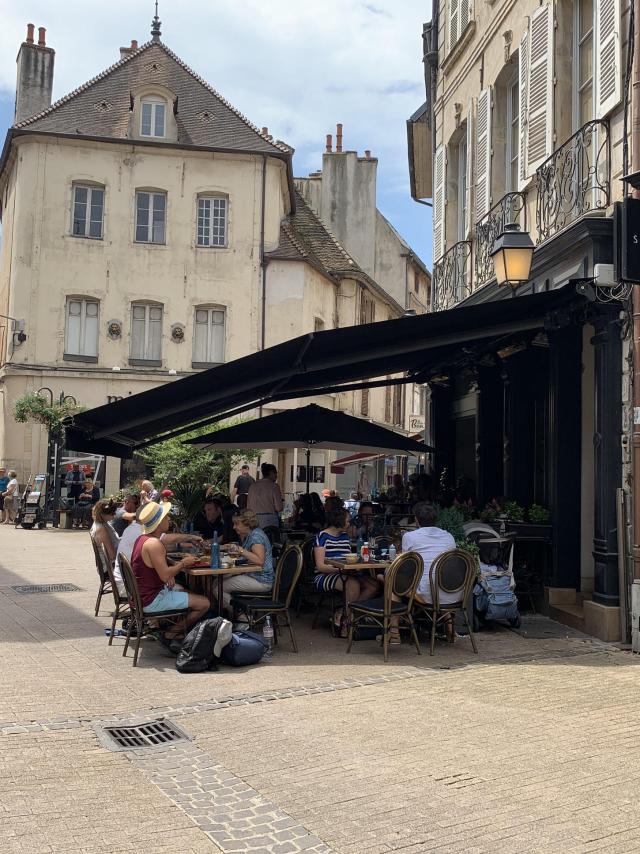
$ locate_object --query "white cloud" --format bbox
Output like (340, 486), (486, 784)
(0, 0), (432, 262)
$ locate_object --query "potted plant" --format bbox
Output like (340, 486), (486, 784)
(506, 503), (552, 541)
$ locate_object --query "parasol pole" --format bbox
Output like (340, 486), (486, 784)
(305, 447), (311, 494)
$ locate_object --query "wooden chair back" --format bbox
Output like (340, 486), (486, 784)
(272, 544), (303, 607)
(429, 549), (477, 610)
(119, 553), (143, 615)
(384, 550), (423, 613)
(98, 542), (124, 603)
(89, 532), (107, 581)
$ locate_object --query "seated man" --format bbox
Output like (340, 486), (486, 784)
(111, 492), (140, 537)
(192, 497), (225, 541)
(131, 501), (209, 641)
(401, 501), (456, 641)
(114, 509), (202, 596)
(72, 479), (100, 528)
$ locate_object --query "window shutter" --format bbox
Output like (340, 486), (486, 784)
(518, 27), (529, 187)
(385, 382), (392, 423)
(596, 0), (621, 117)
(433, 145), (446, 261)
(464, 100), (474, 238)
(526, 3), (553, 173)
(474, 88), (491, 222)
(361, 388), (369, 417)
(460, 0), (471, 36)
(84, 301), (99, 357)
(449, 0), (459, 52)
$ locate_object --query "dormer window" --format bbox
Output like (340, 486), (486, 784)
(140, 98), (165, 138)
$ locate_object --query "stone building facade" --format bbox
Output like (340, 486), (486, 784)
(0, 22), (425, 500)
(408, 0), (629, 640)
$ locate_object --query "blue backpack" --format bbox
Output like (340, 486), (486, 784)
(220, 630), (268, 666)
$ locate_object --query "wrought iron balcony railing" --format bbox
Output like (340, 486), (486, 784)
(474, 192), (527, 286)
(535, 119), (610, 244)
(432, 240), (472, 311)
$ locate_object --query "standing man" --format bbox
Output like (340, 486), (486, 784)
(231, 464), (255, 503)
(0, 468), (9, 523)
(65, 463), (84, 501)
(247, 463), (283, 529)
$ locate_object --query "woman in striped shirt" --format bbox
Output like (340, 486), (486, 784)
(314, 506), (380, 617)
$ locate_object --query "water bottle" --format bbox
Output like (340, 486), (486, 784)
(356, 535), (363, 557)
(210, 532), (220, 569)
(388, 543), (397, 562)
(263, 615), (274, 655)
(361, 541), (370, 563)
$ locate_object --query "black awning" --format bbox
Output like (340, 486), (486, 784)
(65, 282), (593, 457)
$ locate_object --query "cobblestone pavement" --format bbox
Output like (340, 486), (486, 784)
(1, 526), (639, 853)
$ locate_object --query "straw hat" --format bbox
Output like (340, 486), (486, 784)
(138, 500), (172, 534)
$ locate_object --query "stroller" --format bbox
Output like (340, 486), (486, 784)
(463, 523), (520, 630)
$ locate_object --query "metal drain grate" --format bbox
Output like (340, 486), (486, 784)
(10, 583), (82, 594)
(94, 718), (192, 752)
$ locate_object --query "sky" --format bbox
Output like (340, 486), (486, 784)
(0, 0), (432, 267)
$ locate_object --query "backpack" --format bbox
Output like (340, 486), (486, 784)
(176, 617), (229, 673)
(220, 630), (268, 667)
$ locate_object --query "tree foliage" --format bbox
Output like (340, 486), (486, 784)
(138, 423), (259, 519)
(13, 393), (84, 442)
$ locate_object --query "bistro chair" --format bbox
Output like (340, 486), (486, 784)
(413, 549), (479, 656)
(346, 551), (423, 663)
(98, 542), (130, 645)
(89, 532), (113, 616)
(118, 554), (188, 667)
(230, 544), (303, 651)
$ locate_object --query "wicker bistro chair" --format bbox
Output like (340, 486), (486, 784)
(98, 542), (130, 645)
(230, 544), (303, 652)
(346, 551), (423, 663)
(89, 533), (113, 617)
(118, 554), (188, 667)
(413, 549), (479, 656)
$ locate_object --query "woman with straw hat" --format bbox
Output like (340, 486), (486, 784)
(132, 501), (209, 641)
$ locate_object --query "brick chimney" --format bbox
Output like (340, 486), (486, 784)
(14, 23), (55, 124)
(119, 39), (139, 60)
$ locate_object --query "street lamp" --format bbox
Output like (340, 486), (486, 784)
(490, 222), (535, 290)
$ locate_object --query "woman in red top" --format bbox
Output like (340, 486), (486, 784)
(132, 501), (209, 640)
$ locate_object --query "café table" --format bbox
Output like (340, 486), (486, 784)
(185, 562), (259, 610)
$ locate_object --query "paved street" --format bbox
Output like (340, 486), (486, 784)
(1, 525), (639, 853)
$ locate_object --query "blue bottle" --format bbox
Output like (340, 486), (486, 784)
(356, 535), (363, 558)
(210, 532), (220, 569)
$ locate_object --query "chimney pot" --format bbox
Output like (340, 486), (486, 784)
(262, 126), (269, 136)
(37, 26), (46, 46)
(336, 123), (343, 153)
(326, 134), (333, 153)
(26, 23), (35, 44)
(364, 150), (371, 159)
(131, 39), (138, 50)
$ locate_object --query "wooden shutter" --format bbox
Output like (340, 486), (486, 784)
(449, 0), (459, 52)
(433, 145), (446, 260)
(464, 100), (474, 238)
(361, 388), (369, 417)
(474, 88), (491, 222)
(385, 382), (392, 423)
(596, 0), (621, 117)
(526, 3), (553, 173)
(518, 27), (529, 188)
(460, 0), (471, 36)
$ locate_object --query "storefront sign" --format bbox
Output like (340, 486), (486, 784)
(409, 414), (425, 431)
(620, 197), (640, 283)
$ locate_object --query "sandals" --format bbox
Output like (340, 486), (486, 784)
(376, 630), (401, 645)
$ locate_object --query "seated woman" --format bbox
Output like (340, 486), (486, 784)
(290, 492), (324, 532)
(90, 498), (120, 563)
(72, 479), (100, 528)
(219, 510), (274, 612)
(314, 506), (379, 633)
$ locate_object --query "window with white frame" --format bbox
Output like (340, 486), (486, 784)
(135, 191), (166, 244)
(72, 184), (104, 239)
(506, 77), (520, 193)
(193, 307), (225, 365)
(196, 195), (228, 247)
(140, 98), (166, 138)
(130, 303), (163, 362)
(574, 0), (595, 130)
(65, 298), (99, 359)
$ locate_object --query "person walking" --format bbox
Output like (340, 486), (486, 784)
(247, 463), (283, 529)
(2, 471), (19, 524)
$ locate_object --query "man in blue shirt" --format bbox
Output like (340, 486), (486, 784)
(0, 468), (8, 520)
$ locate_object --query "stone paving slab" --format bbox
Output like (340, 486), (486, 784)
(1, 526), (639, 853)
